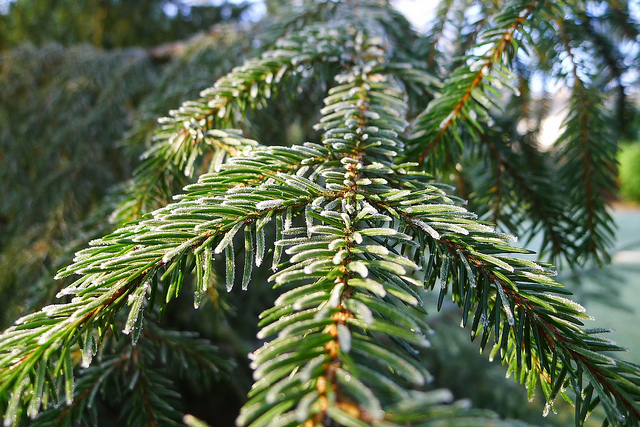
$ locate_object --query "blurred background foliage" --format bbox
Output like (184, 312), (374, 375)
(0, 0), (639, 425)
(618, 105), (640, 204)
(0, 0), (249, 49)
(619, 142), (640, 204)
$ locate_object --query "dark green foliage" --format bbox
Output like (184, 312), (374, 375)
(0, 43), (157, 327)
(0, 0), (249, 50)
(0, 43), (154, 239)
(1, 1), (639, 426)
(28, 324), (232, 426)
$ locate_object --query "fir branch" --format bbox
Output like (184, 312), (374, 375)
(571, 12), (629, 134)
(113, 129), (259, 222)
(123, 364), (182, 427)
(408, 0), (540, 170)
(471, 132), (573, 263)
(116, 23), (356, 221)
(258, 1), (340, 46)
(1, 2), (639, 426)
(0, 145), (330, 423)
(373, 191), (640, 425)
(141, 324), (235, 385)
(31, 324), (230, 426)
(238, 50), (490, 426)
(32, 351), (127, 426)
(553, 19), (618, 266)
(607, 1), (640, 41)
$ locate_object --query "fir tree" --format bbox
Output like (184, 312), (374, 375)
(1, 0), (639, 426)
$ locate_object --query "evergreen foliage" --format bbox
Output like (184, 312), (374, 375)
(0, 0), (249, 50)
(0, 43), (156, 328)
(0, 26), (251, 330)
(1, 0), (639, 426)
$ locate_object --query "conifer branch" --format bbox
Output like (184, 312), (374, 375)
(0, 145), (330, 424)
(553, 19), (618, 266)
(116, 24), (356, 221)
(1, 2), (638, 426)
(31, 324), (230, 426)
(573, 12), (628, 133)
(374, 195), (640, 425)
(33, 350), (130, 426)
(409, 0), (540, 170)
(473, 133), (572, 263)
(239, 44), (490, 425)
